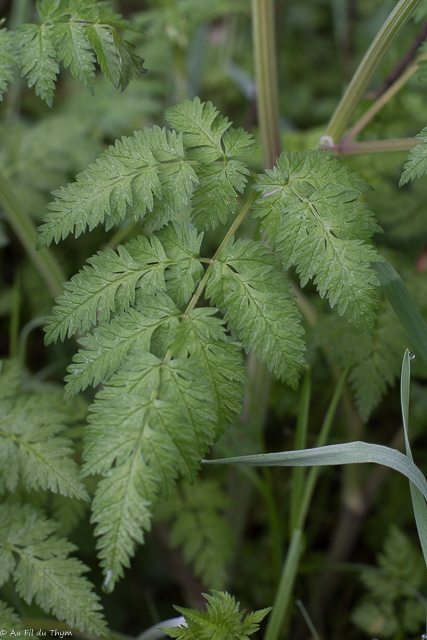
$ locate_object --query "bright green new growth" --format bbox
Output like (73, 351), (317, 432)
(252, 150), (381, 331)
(160, 590), (271, 640)
(0, 360), (108, 635)
(0, 0), (145, 106)
(399, 126), (427, 185)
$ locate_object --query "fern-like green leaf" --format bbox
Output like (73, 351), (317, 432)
(37, 99), (254, 245)
(44, 234), (169, 343)
(16, 23), (59, 106)
(0, 394), (88, 499)
(0, 29), (17, 100)
(165, 97), (231, 162)
(0, 503), (108, 636)
(54, 21), (96, 94)
(64, 292), (181, 400)
(161, 590), (271, 640)
(190, 161), (250, 231)
(86, 24), (121, 89)
(351, 527), (426, 638)
(171, 308), (246, 439)
(37, 127), (197, 247)
(156, 222), (204, 306)
(0, 361), (88, 499)
(165, 99), (256, 230)
(399, 127), (427, 186)
(84, 348), (217, 590)
(316, 297), (407, 420)
(253, 150), (381, 330)
(0, 600), (25, 634)
(156, 479), (234, 589)
(206, 238), (305, 387)
(45, 222), (204, 344)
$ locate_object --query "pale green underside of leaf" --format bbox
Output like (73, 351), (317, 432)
(0, 29), (17, 101)
(0, 503), (108, 636)
(399, 127), (427, 185)
(84, 350), (217, 590)
(44, 222), (203, 344)
(206, 238), (305, 387)
(253, 150), (381, 331)
(162, 591), (271, 640)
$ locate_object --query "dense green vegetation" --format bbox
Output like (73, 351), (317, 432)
(2, 1), (427, 639)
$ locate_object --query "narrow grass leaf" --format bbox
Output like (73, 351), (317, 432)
(400, 349), (427, 568)
(205, 442), (427, 501)
(373, 260), (427, 368)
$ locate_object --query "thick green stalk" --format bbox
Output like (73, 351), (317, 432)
(324, 0), (422, 143)
(251, 0), (282, 169)
(0, 172), (65, 299)
(343, 52), (427, 143)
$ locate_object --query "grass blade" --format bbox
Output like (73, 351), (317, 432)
(205, 441), (427, 501)
(373, 259), (427, 367)
(400, 349), (427, 569)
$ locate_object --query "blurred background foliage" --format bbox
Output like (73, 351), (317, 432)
(2, 0), (427, 638)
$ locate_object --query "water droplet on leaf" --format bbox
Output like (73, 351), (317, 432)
(409, 351), (415, 360)
(102, 569), (115, 593)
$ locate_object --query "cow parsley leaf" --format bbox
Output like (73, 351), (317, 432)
(400, 126), (427, 186)
(0, 360), (88, 499)
(83, 349), (217, 591)
(253, 150), (381, 331)
(0, 503), (108, 636)
(206, 238), (305, 388)
(156, 479), (234, 589)
(0, 28), (17, 100)
(161, 590), (271, 640)
(171, 308), (246, 439)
